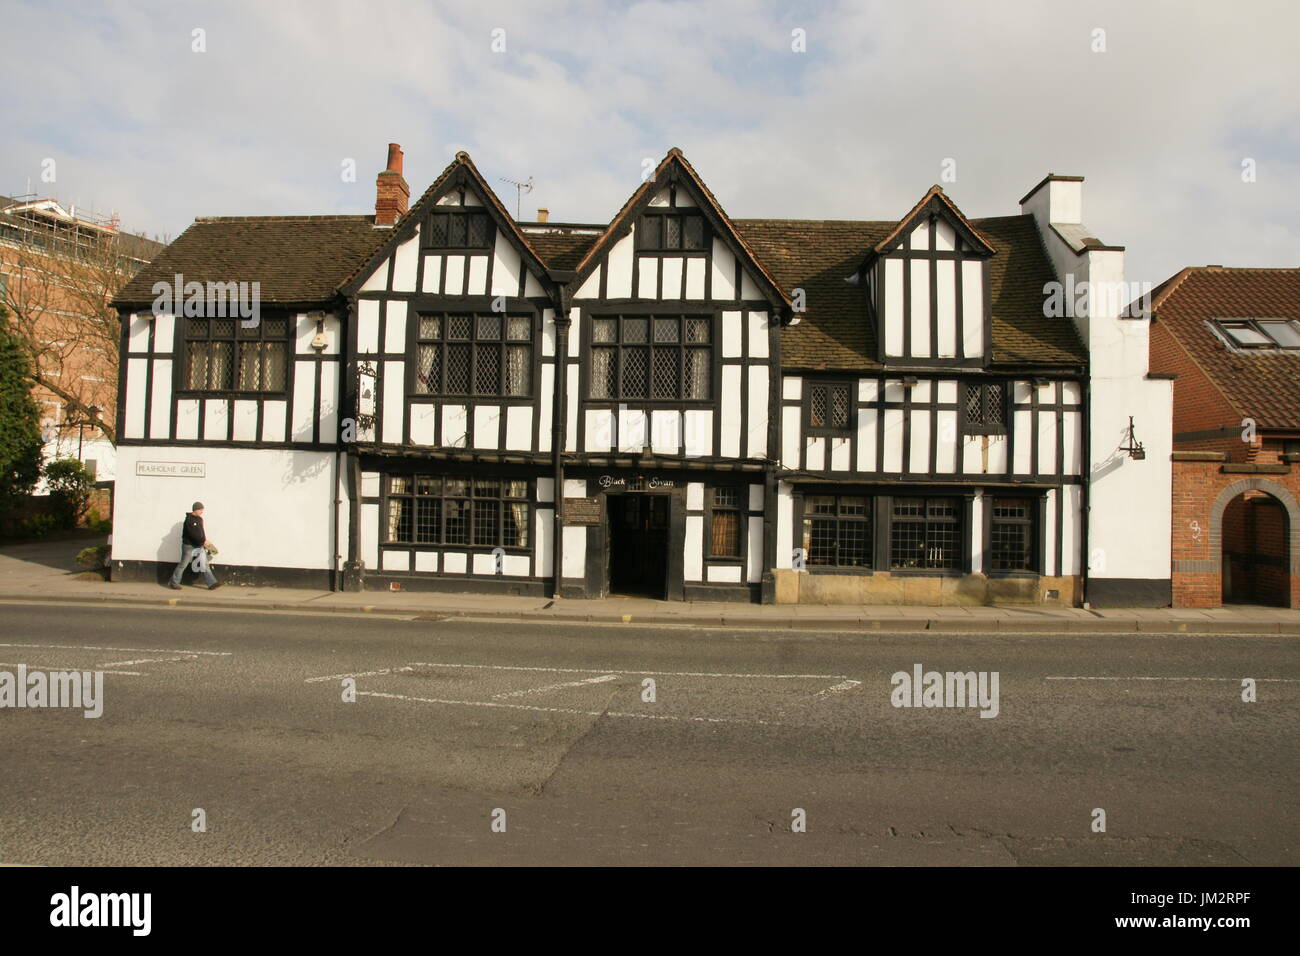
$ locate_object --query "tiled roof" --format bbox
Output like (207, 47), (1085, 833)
(114, 215), (385, 307)
(734, 213), (1086, 370)
(520, 228), (601, 271)
(1150, 267), (1300, 429)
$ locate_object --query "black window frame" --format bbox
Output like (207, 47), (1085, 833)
(888, 495), (962, 571)
(806, 381), (853, 437)
(635, 211), (710, 253)
(423, 208), (494, 251)
(411, 311), (534, 399)
(986, 496), (1038, 573)
(586, 312), (713, 403)
(382, 474), (531, 551)
(962, 381), (1008, 435)
(707, 486), (744, 559)
(179, 313), (292, 396)
(801, 493), (873, 569)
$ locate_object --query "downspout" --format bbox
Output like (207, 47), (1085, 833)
(341, 297), (365, 592)
(549, 282), (573, 599)
(1079, 370), (1091, 607)
(761, 302), (788, 604)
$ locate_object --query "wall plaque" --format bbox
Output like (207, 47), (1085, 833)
(565, 496), (603, 525)
(137, 461), (206, 478)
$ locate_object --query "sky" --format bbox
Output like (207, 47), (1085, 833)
(3, 0), (1298, 288)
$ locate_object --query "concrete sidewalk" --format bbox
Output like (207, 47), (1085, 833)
(2, 535), (1298, 633)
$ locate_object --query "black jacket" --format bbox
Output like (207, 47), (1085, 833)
(182, 513), (206, 548)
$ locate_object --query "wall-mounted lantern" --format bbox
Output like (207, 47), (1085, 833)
(1120, 416), (1146, 460)
(308, 310), (328, 352)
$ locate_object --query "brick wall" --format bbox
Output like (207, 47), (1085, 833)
(1172, 456), (1299, 608)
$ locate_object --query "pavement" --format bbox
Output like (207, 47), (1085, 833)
(2, 534), (1298, 633)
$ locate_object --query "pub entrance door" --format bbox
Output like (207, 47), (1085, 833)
(606, 493), (670, 598)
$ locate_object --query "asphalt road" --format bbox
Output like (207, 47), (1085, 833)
(0, 601), (1296, 866)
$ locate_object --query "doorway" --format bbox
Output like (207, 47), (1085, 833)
(606, 493), (670, 597)
(1222, 490), (1290, 606)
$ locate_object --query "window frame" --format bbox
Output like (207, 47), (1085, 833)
(800, 493), (873, 569)
(584, 310), (715, 405)
(635, 210), (710, 254)
(1215, 318), (1300, 350)
(985, 495), (1041, 574)
(178, 313), (293, 397)
(410, 310), (535, 399)
(805, 380), (854, 437)
(423, 208), (494, 252)
(707, 486), (744, 559)
(887, 495), (962, 571)
(381, 474), (532, 552)
(962, 381), (1008, 436)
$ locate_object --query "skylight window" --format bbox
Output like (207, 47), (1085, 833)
(1214, 319), (1300, 350)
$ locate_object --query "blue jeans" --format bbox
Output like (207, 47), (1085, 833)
(171, 545), (217, 587)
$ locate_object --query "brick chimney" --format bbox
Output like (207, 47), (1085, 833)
(537, 208), (549, 223)
(375, 143), (409, 227)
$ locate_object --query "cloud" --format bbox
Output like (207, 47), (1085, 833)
(3, 0), (1296, 284)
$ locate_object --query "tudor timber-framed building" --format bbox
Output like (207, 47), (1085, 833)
(108, 145), (1173, 606)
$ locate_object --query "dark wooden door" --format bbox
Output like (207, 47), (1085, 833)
(607, 494), (669, 597)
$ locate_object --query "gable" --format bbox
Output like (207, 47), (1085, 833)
(342, 153), (553, 300)
(570, 150), (789, 309)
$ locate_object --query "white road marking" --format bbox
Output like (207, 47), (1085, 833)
(812, 679), (862, 698)
(405, 661), (852, 681)
(0, 642), (230, 657)
(0, 661), (143, 676)
(1046, 676), (1300, 682)
(96, 655), (200, 668)
(304, 666), (416, 684)
(493, 674), (619, 699)
(358, 690), (771, 726)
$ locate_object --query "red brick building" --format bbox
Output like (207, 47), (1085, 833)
(1148, 266), (1300, 607)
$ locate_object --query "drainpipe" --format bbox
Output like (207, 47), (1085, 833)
(549, 282), (573, 598)
(1080, 370), (1091, 607)
(341, 297), (365, 592)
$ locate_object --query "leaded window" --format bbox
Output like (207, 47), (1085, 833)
(384, 475), (530, 548)
(802, 495), (871, 567)
(414, 312), (532, 397)
(425, 210), (493, 250)
(183, 315), (289, 393)
(709, 487), (742, 558)
(808, 382), (852, 435)
(589, 314), (711, 400)
(989, 497), (1035, 572)
(890, 496), (960, 570)
(636, 212), (707, 252)
(963, 381), (1007, 434)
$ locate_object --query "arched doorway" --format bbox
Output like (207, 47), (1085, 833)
(1211, 478), (1300, 608)
(1221, 491), (1289, 605)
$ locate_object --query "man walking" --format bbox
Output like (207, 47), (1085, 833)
(169, 501), (221, 590)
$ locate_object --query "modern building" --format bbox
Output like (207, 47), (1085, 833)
(1148, 266), (1300, 608)
(1, 196), (165, 484)
(108, 146), (1170, 605)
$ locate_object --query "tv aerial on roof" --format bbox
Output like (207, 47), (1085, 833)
(500, 175), (534, 220)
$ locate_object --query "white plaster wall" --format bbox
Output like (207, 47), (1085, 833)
(112, 445), (338, 570)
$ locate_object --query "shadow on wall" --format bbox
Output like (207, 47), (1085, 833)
(154, 518), (184, 585)
(284, 450), (333, 488)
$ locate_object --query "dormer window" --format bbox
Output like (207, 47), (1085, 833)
(636, 212), (707, 252)
(1215, 319), (1300, 349)
(426, 210), (493, 250)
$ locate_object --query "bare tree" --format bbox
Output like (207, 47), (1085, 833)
(0, 212), (156, 444)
